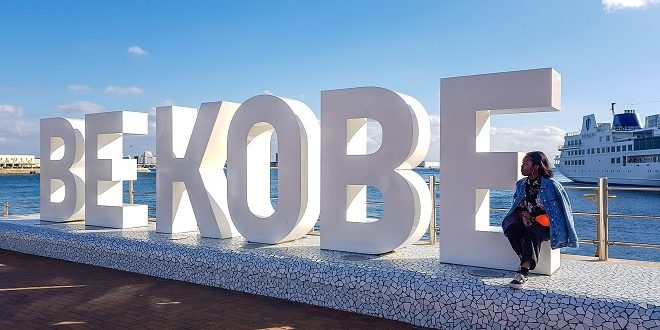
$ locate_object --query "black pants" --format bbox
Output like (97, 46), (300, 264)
(504, 220), (550, 271)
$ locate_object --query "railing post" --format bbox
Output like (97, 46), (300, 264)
(428, 175), (437, 245)
(597, 177), (609, 261)
(2, 201), (8, 216)
(128, 180), (134, 205)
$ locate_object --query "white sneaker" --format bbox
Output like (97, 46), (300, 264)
(509, 272), (528, 289)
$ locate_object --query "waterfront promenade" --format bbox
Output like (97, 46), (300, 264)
(0, 249), (409, 329)
(1, 215), (659, 329)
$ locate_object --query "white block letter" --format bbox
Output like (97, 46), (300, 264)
(320, 87), (431, 254)
(85, 111), (148, 228)
(39, 118), (85, 222)
(227, 95), (320, 244)
(156, 101), (241, 238)
(439, 68), (561, 275)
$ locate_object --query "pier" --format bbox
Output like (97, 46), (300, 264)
(1, 215), (658, 329)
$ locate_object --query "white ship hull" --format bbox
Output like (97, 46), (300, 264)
(556, 171), (660, 187)
(555, 111), (660, 187)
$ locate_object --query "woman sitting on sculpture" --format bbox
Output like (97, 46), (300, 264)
(502, 151), (579, 289)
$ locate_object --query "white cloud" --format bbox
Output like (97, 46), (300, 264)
(263, 90), (275, 95)
(491, 125), (565, 161)
(364, 114), (441, 161)
(128, 46), (148, 56)
(0, 118), (38, 140)
(56, 100), (105, 115)
(603, 0), (660, 11)
(104, 86), (144, 96)
(67, 84), (91, 92)
(428, 114), (440, 161)
(366, 120), (383, 154)
(0, 104), (38, 151)
(0, 104), (24, 118)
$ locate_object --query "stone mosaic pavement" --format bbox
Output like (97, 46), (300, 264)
(1, 216), (659, 329)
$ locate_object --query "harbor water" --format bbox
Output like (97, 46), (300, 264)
(1, 169), (658, 262)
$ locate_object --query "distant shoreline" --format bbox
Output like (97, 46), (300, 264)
(0, 169), (40, 175)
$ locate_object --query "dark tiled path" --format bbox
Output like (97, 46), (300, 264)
(0, 249), (414, 329)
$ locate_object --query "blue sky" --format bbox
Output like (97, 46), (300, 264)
(1, 0), (660, 160)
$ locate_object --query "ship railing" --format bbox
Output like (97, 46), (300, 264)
(557, 143), (582, 151)
(564, 131), (580, 137)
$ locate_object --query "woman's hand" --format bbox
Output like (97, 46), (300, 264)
(520, 211), (533, 227)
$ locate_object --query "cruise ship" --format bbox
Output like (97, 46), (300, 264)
(555, 106), (660, 186)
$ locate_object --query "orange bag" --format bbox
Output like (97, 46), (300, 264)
(534, 214), (550, 227)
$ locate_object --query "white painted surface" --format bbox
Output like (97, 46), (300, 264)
(439, 68), (561, 275)
(227, 95), (320, 244)
(85, 111), (148, 228)
(39, 118), (86, 222)
(320, 87), (431, 254)
(156, 102), (241, 238)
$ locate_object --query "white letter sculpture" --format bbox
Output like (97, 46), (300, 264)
(85, 111), (148, 228)
(320, 87), (432, 254)
(40, 118), (85, 222)
(227, 95), (320, 244)
(156, 101), (241, 238)
(439, 68), (561, 275)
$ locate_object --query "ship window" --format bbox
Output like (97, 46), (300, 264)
(599, 137), (602, 142)
(602, 147), (606, 153)
(607, 147), (611, 152)
(611, 158), (615, 164)
(617, 146), (621, 152)
(597, 149), (600, 154)
(617, 158), (621, 163)
(606, 136), (610, 142)
(629, 145), (633, 151)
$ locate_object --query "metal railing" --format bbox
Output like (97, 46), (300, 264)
(5, 176), (657, 259)
(492, 178), (660, 260)
(125, 176), (440, 244)
(109, 176), (660, 253)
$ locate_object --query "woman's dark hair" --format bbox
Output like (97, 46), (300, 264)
(525, 151), (554, 178)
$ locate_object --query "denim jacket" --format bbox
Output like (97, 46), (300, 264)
(502, 177), (579, 249)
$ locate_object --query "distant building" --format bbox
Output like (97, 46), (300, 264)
(646, 114), (660, 129)
(0, 155), (39, 169)
(137, 151), (156, 168)
(417, 161), (439, 168)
